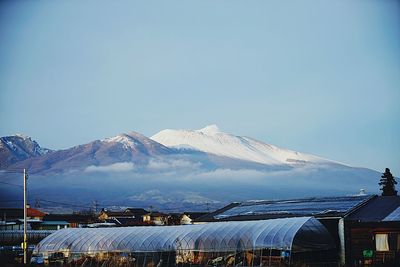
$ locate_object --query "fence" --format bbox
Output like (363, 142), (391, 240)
(0, 230), (55, 245)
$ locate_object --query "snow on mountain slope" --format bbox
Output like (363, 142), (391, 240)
(7, 131), (173, 174)
(151, 125), (333, 166)
(0, 128), (381, 210)
(0, 134), (52, 168)
(102, 131), (172, 154)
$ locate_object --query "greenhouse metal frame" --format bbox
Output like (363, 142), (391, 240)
(33, 217), (337, 266)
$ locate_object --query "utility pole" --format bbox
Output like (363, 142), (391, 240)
(92, 200), (98, 214)
(35, 198), (40, 208)
(23, 169), (28, 265)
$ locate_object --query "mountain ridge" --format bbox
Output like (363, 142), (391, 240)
(0, 126), (382, 210)
(0, 126), (364, 173)
(1, 125), (346, 174)
(4, 131), (173, 174)
(151, 125), (337, 166)
(0, 135), (52, 169)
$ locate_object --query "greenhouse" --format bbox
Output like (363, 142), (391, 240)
(32, 217), (337, 266)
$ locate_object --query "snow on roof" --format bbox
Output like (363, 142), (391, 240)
(382, 206), (400, 222)
(212, 195), (372, 220)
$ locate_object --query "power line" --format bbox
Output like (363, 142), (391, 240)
(0, 169), (25, 174)
(38, 199), (92, 209)
(0, 200), (23, 203)
(0, 169), (29, 187)
(0, 197), (92, 209)
(0, 180), (23, 187)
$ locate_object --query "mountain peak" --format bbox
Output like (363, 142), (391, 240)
(103, 134), (138, 149)
(100, 131), (172, 154)
(0, 134), (51, 168)
(102, 131), (151, 149)
(152, 126), (331, 166)
(14, 133), (31, 140)
(197, 124), (221, 135)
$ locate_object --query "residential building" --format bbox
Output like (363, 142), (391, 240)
(344, 195), (400, 266)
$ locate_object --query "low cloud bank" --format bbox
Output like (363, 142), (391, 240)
(146, 158), (201, 171)
(85, 162), (135, 172)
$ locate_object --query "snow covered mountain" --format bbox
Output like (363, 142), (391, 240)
(0, 127), (382, 210)
(152, 125), (334, 166)
(0, 126), (344, 173)
(8, 131), (172, 174)
(101, 131), (172, 155)
(0, 134), (52, 168)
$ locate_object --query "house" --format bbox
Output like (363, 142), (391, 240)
(0, 219), (23, 230)
(98, 210), (132, 221)
(180, 212), (208, 225)
(0, 207), (47, 230)
(98, 208), (149, 226)
(0, 208), (99, 231)
(0, 207), (47, 221)
(143, 211), (169, 225)
(42, 213), (96, 228)
(343, 195), (400, 266)
(124, 208), (149, 217)
(180, 214), (192, 225)
(36, 221), (69, 230)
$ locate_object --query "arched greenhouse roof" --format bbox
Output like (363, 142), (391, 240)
(34, 217), (334, 254)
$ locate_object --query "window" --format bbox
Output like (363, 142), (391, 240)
(375, 234), (389, 251)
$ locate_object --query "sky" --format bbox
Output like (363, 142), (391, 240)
(0, 0), (399, 174)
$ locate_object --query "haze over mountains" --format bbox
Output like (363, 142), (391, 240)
(0, 125), (380, 211)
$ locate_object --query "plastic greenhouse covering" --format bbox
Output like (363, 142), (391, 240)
(34, 217), (334, 255)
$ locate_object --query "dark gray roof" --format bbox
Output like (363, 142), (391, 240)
(195, 202), (240, 222)
(345, 195), (400, 222)
(105, 217), (148, 226)
(196, 196), (372, 222)
(40, 221), (69, 225)
(124, 208), (149, 215)
(43, 214), (95, 223)
(102, 210), (134, 217)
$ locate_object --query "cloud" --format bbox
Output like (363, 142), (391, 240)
(84, 162), (134, 173)
(146, 158), (201, 171)
(195, 168), (266, 181)
(128, 189), (220, 205)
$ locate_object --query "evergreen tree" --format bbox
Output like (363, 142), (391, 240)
(379, 168), (397, 196)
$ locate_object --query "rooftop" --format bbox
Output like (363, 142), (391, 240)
(0, 208), (47, 219)
(40, 221), (69, 225)
(196, 195), (373, 222)
(346, 195), (400, 222)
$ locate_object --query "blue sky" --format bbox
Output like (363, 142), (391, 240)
(0, 0), (399, 174)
